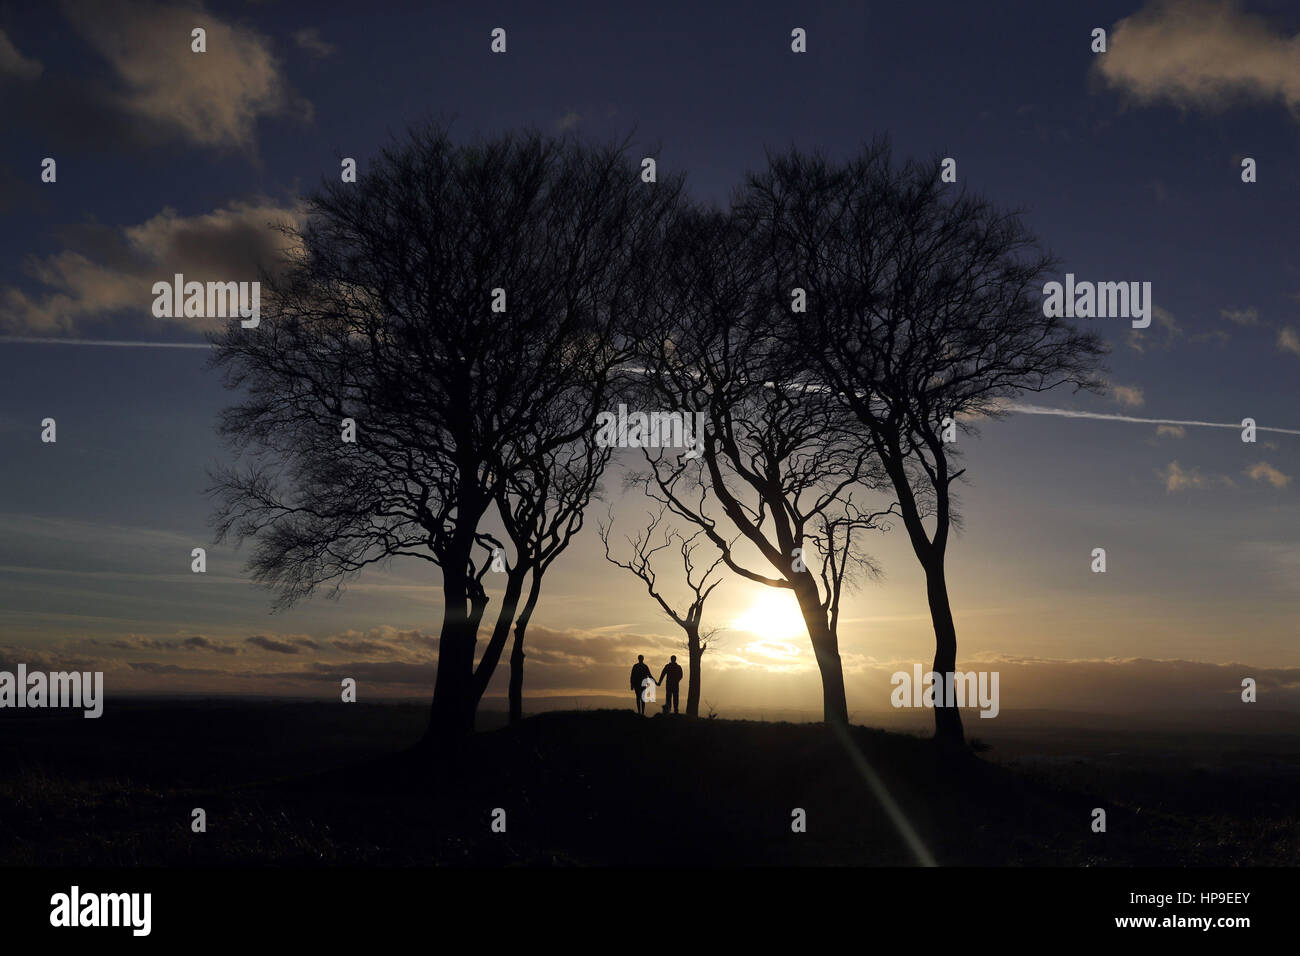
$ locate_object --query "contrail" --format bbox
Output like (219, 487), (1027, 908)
(0, 336), (211, 349)
(2, 342), (1295, 438)
(636, 362), (1300, 438)
(998, 402), (1300, 437)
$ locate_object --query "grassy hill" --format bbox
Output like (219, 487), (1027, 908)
(0, 701), (1294, 866)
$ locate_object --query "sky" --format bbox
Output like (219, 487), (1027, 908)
(1, 0), (1298, 717)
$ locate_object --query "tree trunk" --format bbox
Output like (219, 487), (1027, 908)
(923, 558), (965, 749)
(878, 442), (967, 752)
(686, 625), (702, 717)
(426, 600), (484, 742)
(470, 566), (527, 706)
(508, 572), (544, 724)
(425, 529), (488, 743)
(791, 573), (849, 726)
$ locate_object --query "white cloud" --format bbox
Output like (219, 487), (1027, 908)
(1110, 383), (1145, 407)
(1279, 326), (1300, 356)
(1246, 461), (1292, 488)
(66, 0), (304, 147)
(1162, 460), (1234, 492)
(1220, 306), (1258, 325)
(1095, 0), (1300, 116)
(1, 199), (305, 333)
(1127, 304), (1181, 352)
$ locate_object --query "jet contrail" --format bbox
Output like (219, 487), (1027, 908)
(0, 336), (211, 349)
(1, 342), (1295, 437)
(998, 402), (1300, 437)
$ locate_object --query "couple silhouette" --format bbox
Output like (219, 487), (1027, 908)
(629, 654), (683, 715)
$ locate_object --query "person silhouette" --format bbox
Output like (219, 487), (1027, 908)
(658, 655), (684, 714)
(630, 655), (654, 716)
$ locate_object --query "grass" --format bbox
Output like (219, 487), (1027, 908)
(1, 701), (1295, 866)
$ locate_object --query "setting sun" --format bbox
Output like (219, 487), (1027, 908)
(731, 590), (808, 642)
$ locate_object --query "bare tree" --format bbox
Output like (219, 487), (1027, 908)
(485, 431), (611, 724)
(600, 505), (725, 716)
(624, 209), (893, 726)
(735, 141), (1107, 747)
(208, 125), (682, 745)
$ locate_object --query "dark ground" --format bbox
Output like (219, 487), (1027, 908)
(1, 701), (1295, 866)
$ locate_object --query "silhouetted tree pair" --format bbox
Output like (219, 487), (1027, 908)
(209, 128), (682, 745)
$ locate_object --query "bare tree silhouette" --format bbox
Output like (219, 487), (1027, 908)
(599, 504), (725, 716)
(488, 430), (611, 724)
(736, 141), (1107, 747)
(208, 125), (682, 744)
(624, 209), (893, 726)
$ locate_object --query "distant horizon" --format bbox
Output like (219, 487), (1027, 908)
(61, 686), (1300, 717)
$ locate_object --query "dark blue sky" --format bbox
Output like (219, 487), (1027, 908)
(1, 0), (1297, 710)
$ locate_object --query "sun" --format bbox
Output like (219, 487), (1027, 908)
(731, 589), (808, 642)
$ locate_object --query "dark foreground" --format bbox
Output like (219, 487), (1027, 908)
(1, 701), (1295, 866)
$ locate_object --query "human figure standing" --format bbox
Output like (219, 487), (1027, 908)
(658, 655), (684, 714)
(630, 655), (654, 716)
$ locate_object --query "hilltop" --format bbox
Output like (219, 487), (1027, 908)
(0, 702), (1293, 866)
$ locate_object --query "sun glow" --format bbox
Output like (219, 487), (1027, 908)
(731, 589), (808, 642)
